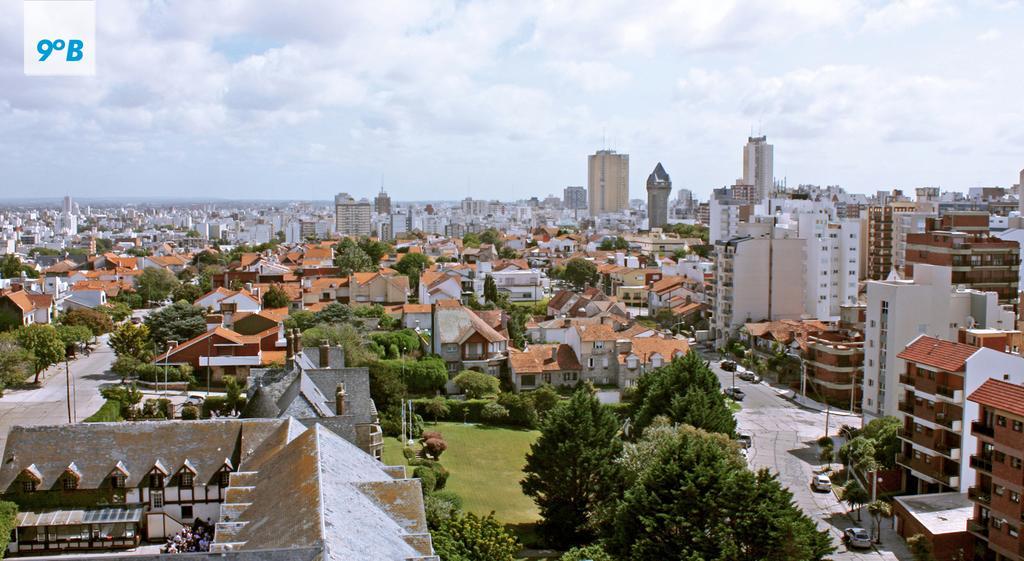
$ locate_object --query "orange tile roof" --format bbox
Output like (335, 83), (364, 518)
(968, 378), (1024, 418)
(402, 304), (431, 314)
(619, 337), (690, 364)
(509, 344), (582, 374)
(1, 291), (33, 313)
(897, 335), (979, 373)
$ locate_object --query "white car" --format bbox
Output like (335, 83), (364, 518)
(811, 474), (831, 492)
(843, 527), (871, 549)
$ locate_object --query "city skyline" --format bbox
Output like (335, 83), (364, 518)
(2, 2), (1024, 201)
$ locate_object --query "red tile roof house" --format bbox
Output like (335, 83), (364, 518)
(509, 344), (582, 391)
(0, 290), (54, 327)
(894, 334), (1024, 496)
(151, 326), (285, 385)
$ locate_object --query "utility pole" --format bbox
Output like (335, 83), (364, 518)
(824, 402), (832, 440)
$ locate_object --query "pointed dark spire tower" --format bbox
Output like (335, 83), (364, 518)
(646, 162), (672, 229)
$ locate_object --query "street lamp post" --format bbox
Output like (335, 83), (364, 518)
(164, 340), (177, 398)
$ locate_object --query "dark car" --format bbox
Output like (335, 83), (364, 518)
(720, 360), (737, 372)
(724, 386), (745, 401)
(736, 433), (752, 449)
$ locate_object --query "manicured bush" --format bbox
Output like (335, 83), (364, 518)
(0, 501), (17, 555)
(423, 437), (448, 460)
(370, 329), (420, 355)
(413, 466), (437, 494)
(453, 370), (500, 398)
(481, 402), (509, 423)
(497, 392), (539, 428)
(181, 405), (199, 420)
(376, 358), (448, 394)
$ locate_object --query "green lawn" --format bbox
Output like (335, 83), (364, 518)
(383, 422), (540, 524)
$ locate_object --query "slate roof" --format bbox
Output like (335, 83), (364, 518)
(897, 335), (979, 373)
(0, 419), (288, 491)
(648, 162), (671, 183)
(434, 304), (507, 344)
(968, 378), (1024, 418)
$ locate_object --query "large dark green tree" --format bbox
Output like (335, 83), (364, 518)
(430, 512), (519, 561)
(333, 238), (374, 276)
(16, 324), (65, 383)
(358, 237), (392, 264)
(483, 275), (498, 303)
(394, 252), (432, 292)
(144, 301), (206, 351)
(562, 257), (598, 291)
(632, 351), (736, 436)
(136, 267), (180, 304)
(521, 388), (624, 548)
(609, 423), (833, 561)
(262, 284), (291, 308)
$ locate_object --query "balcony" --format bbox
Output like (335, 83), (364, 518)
(968, 519), (990, 538)
(970, 454), (994, 473)
(899, 374), (914, 386)
(972, 421), (996, 438)
(936, 385), (962, 401)
(968, 486), (991, 504)
(898, 401), (914, 414)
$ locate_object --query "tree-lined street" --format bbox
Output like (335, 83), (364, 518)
(697, 347), (911, 561)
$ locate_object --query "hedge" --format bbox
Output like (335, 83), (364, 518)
(85, 400), (122, 422)
(412, 397), (538, 429)
(201, 395), (247, 418)
(377, 358), (448, 394)
(0, 501), (16, 555)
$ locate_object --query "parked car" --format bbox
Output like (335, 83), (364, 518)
(842, 527), (871, 549)
(724, 386), (745, 401)
(736, 433), (752, 449)
(185, 395), (205, 407)
(720, 360), (737, 372)
(811, 473), (832, 492)
(737, 370), (761, 382)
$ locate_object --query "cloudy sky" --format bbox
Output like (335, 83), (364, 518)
(2, 0), (1023, 202)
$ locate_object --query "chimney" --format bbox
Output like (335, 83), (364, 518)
(550, 346), (558, 360)
(292, 328), (302, 354)
(335, 383), (346, 415)
(319, 344), (330, 368)
(285, 330), (294, 366)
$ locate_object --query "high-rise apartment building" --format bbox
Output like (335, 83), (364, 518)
(374, 187), (391, 215)
(867, 201), (918, 280)
(563, 186), (587, 210)
(904, 213), (1020, 305)
(797, 211), (861, 320)
(646, 162), (671, 229)
(742, 136), (774, 202)
(861, 264), (1017, 418)
(588, 149), (629, 216)
(334, 193), (371, 237)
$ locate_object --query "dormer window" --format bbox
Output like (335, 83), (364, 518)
(111, 474), (126, 489)
(62, 475), (78, 490)
(219, 471), (230, 487)
(22, 480), (36, 493)
(180, 472), (193, 487)
(149, 473), (164, 489)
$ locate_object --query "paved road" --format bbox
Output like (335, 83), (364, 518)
(698, 348), (911, 560)
(0, 335), (119, 452)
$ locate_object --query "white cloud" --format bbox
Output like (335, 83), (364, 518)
(862, 0), (956, 32)
(546, 60), (631, 93)
(978, 28), (1003, 40)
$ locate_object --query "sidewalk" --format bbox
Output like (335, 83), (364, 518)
(767, 382), (862, 418)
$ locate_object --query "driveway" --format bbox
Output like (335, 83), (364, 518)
(0, 334), (119, 452)
(697, 348), (911, 560)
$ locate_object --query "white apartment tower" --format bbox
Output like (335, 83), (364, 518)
(797, 210), (861, 321)
(588, 149), (629, 216)
(334, 193), (371, 237)
(861, 264), (1017, 418)
(742, 136), (774, 202)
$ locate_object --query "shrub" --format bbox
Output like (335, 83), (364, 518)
(481, 401), (510, 423)
(413, 466), (437, 494)
(377, 358), (448, 394)
(423, 490), (462, 529)
(453, 370), (500, 398)
(0, 501), (17, 556)
(497, 392), (538, 428)
(402, 447), (418, 462)
(423, 437), (448, 460)
(181, 405), (199, 420)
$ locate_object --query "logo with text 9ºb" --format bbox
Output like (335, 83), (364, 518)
(24, 1), (95, 76)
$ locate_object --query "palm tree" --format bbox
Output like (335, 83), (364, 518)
(867, 500), (892, 543)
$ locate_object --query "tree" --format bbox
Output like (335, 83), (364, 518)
(144, 301), (206, 351)
(358, 237), (392, 265)
(479, 228), (501, 246)
(631, 351), (736, 436)
(819, 441), (835, 469)
(0, 255), (23, 278)
(867, 500), (892, 544)
(431, 512), (519, 561)
(598, 236), (629, 251)
(284, 310), (318, 331)
(559, 545), (615, 561)
(334, 239), (374, 276)
(462, 232), (481, 248)
(481, 401), (509, 423)
(907, 533), (936, 561)
(224, 375), (242, 414)
(530, 384), (560, 419)
(424, 396), (450, 424)
(16, 324), (65, 383)
(562, 257), (598, 291)
(395, 253), (432, 292)
(483, 275), (498, 304)
(423, 435), (448, 460)
(136, 267), (180, 304)
(609, 423), (833, 561)
(171, 282), (205, 304)
(60, 308), (112, 336)
(56, 324), (92, 352)
(99, 301), (133, 323)
(312, 302), (354, 325)
(262, 284), (291, 308)
(521, 389), (624, 548)
(453, 370), (500, 399)
(841, 481), (870, 521)
(109, 322), (152, 360)
(0, 336), (33, 392)
(302, 323), (375, 366)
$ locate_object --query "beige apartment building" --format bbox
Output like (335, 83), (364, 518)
(588, 149), (629, 216)
(334, 192), (371, 237)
